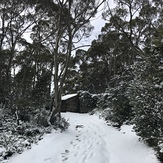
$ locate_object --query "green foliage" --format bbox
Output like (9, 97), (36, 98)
(127, 45), (163, 147)
(78, 91), (98, 113)
(109, 89), (132, 126)
(99, 77), (133, 128)
(0, 50), (10, 106)
(96, 93), (111, 110)
(69, 30), (136, 93)
(32, 70), (51, 107)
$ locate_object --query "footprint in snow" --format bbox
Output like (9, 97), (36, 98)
(44, 158), (51, 161)
(61, 150), (69, 162)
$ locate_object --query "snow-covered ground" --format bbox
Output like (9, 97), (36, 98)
(5, 112), (159, 163)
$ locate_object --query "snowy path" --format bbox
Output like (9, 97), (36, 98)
(7, 113), (159, 163)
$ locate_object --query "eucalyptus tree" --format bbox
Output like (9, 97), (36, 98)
(77, 30), (136, 93)
(14, 41), (53, 112)
(102, 0), (163, 98)
(0, 0), (43, 110)
(103, 0), (161, 55)
(31, 0), (106, 124)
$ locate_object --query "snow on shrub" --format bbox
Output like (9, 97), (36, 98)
(0, 119), (52, 162)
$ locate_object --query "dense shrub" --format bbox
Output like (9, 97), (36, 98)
(126, 46), (163, 162)
(78, 91), (98, 113)
(96, 82), (133, 128)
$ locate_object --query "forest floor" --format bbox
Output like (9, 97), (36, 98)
(4, 112), (159, 163)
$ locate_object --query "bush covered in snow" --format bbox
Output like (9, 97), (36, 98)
(126, 46), (163, 161)
(78, 91), (98, 113)
(0, 111), (69, 162)
(95, 84), (133, 128)
(0, 118), (42, 161)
